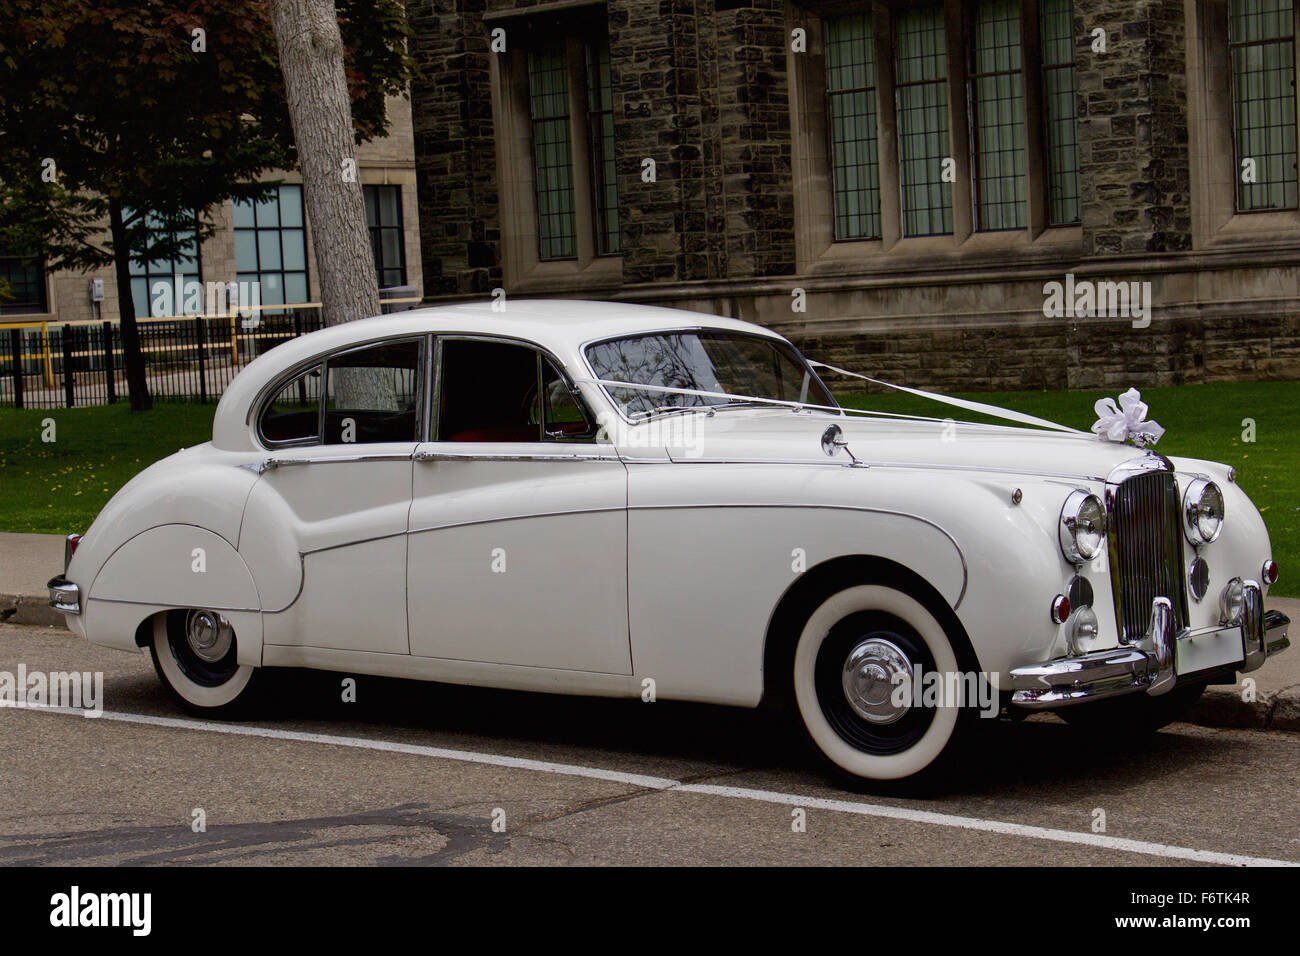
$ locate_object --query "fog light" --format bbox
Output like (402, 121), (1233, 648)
(1262, 559), (1279, 585)
(1220, 577), (1244, 626)
(1068, 606), (1100, 656)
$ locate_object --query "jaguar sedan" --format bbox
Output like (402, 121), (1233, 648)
(49, 300), (1290, 782)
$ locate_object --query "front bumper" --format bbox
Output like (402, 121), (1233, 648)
(47, 575), (80, 615)
(1010, 583), (1290, 708)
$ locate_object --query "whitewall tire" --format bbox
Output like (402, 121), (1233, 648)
(793, 584), (968, 782)
(150, 609), (257, 713)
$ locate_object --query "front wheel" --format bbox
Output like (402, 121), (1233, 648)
(150, 609), (258, 716)
(792, 584), (982, 783)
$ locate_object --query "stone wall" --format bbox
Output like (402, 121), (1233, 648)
(409, 0), (500, 296)
(1076, 0), (1192, 255)
(407, 0), (1300, 392)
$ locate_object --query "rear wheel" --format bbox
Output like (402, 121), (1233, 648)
(792, 584), (982, 783)
(150, 609), (258, 716)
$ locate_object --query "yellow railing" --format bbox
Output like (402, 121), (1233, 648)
(1, 297), (423, 387)
(0, 320), (56, 387)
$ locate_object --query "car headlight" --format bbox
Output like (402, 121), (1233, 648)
(1059, 491), (1106, 564)
(1183, 478), (1224, 546)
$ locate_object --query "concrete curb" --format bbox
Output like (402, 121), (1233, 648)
(0, 593), (66, 629)
(1189, 685), (1300, 733)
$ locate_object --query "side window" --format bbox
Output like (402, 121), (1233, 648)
(260, 364), (322, 446)
(323, 339), (422, 444)
(438, 339), (595, 442)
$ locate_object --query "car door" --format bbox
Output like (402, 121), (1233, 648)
(406, 336), (631, 674)
(248, 335), (425, 656)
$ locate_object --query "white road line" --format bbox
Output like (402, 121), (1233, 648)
(12, 704), (1298, 867)
(12, 705), (680, 791)
(677, 784), (1297, 867)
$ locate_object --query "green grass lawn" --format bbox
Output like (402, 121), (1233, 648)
(0, 402), (216, 535)
(1, 381), (1296, 595)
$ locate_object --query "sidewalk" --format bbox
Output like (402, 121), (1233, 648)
(1, 531), (1296, 730)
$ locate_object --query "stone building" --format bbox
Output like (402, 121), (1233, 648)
(0, 94), (423, 329)
(408, 0), (1300, 391)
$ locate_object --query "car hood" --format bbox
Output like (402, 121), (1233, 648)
(639, 408), (1156, 481)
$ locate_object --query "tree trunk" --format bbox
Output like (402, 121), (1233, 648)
(108, 202), (152, 411)
(268, 0), (379, 330)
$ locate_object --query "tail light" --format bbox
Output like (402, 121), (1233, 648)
(64, 533), (82, 572)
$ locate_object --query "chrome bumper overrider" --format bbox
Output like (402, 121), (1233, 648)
(47, 575), (80, 615)
(1010, 584), (1291, 709)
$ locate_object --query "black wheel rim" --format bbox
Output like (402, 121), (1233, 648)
(814, 611), (936, 755)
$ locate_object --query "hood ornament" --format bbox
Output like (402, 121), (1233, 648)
(1091, 388), (1165, 447)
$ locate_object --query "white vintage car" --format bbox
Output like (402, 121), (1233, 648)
(49, 300), (1290, 782)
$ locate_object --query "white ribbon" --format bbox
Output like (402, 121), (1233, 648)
(808, 361), (1082, 434)
(1091, 388), (1165, 446)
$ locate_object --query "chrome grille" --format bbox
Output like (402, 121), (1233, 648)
(1110, 469), (1188, 642)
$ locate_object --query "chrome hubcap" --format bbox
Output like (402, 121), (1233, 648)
(841, 637), (914, 725)
(185, 610), (233, 663)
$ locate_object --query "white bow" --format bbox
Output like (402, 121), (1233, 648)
(1092, 388), (1165, 446)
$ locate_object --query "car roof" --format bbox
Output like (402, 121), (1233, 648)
(385, 299), (783, 349)
(211, 299), (792, 450)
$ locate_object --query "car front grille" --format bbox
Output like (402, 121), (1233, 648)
(1110, 468), (1188, 643)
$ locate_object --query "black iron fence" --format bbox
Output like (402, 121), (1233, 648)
(1, 310), (326, 409)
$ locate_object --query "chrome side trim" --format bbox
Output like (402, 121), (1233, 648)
(77, 596), (260, 614)
(264, 452), (416, 469)
(654, 455), (1108, 482)
(627, 502), (968, 610)
(414, 450), (621, 463)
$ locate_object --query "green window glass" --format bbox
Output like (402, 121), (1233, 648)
(127, 210), (201, 319)
(0, 251), (47, 314)
(895, 7), (952, 236)
(363, 184), (407, 288)
(825, 14), (882, 240)
(970, 0), (1026, 230)
(233, 184), (309, 316)
(1041, 0), (1080, 224)
(586, 36), (620, 255)
(528, 43), (577, 260)
(1230, 0), (1298, 211)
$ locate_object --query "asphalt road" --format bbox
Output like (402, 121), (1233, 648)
(2, 622), (1298, 867)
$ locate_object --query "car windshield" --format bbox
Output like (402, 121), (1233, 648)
(586, 330), (837, 418)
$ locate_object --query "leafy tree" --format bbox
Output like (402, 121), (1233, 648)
(0, 0), (413, 410)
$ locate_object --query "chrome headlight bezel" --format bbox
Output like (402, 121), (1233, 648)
(1059, 490), (1106, 565)
(1183, 478), (1225, 546)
